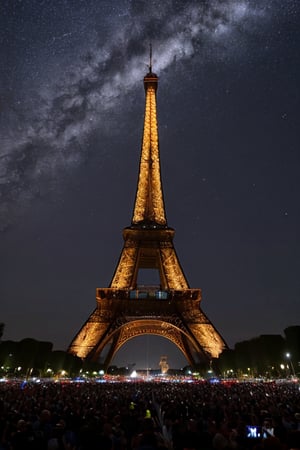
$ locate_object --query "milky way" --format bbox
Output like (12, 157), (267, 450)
(0, 0), (273, 231)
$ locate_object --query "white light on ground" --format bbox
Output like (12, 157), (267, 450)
(130, 370), (137, 378)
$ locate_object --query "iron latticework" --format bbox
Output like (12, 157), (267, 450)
(68, 65), (227, 367)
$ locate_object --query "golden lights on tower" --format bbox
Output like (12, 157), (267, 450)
(133, 73), (166, 225)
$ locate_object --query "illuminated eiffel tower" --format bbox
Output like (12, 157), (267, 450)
(68, 54), (227, 367)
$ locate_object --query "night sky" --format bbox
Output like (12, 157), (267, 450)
(1, 0), (299, 370)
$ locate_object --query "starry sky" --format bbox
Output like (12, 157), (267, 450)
(1, 0), (299, 370)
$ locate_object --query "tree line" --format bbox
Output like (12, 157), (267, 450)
(0, 323), (299, 378)
(217, 325), (300, 378)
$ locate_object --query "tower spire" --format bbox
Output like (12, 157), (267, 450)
(149, 42), (152, 73)
(132, 48), (167, 227)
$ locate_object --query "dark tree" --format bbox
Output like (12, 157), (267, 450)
(0, 323), (4, 340)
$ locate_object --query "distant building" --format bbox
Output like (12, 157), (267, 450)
(159, 356), (169, 374)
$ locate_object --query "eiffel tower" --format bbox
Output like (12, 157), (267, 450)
(68, 55), (227, 367)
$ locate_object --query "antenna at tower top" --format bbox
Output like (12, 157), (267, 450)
(149, 43), (152, 73)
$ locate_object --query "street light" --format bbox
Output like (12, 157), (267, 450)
(285, 352), (296, 378)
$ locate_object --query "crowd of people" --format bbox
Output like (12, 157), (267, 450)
(0, 379), (299, 450)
